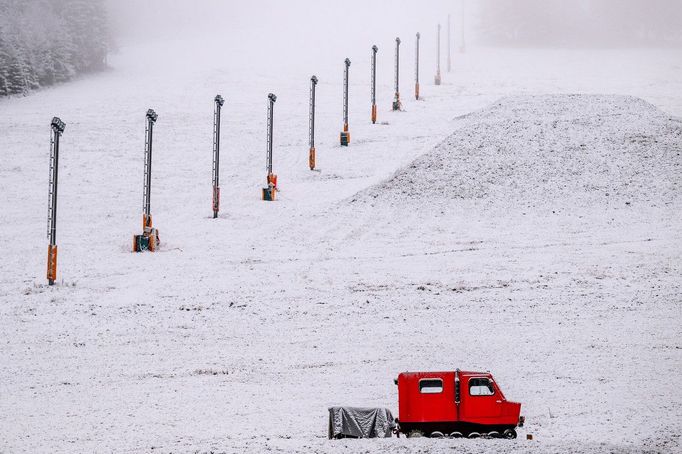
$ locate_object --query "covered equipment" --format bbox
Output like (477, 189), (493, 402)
(328, 407), (396, 439)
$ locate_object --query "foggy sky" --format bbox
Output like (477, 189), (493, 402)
(103, 0), (681, 82)
(105, 0), (457, 85)
(106, 0), (682, 49)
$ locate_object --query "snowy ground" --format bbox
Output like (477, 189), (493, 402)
(0, 46), (681, 453)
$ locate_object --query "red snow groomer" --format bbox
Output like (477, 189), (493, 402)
(395, 370), (523, 439)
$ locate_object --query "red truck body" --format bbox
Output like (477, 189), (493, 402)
(396, 370), (522, 437)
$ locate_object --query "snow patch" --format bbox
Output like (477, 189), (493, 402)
(352, 95), (681, 210)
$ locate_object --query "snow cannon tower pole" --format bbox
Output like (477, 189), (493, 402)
(309, 75), (318, 171)
(392, 37), (402, 111)
(340, 58), (351, 146)
(447, 14), (452, 72)
(133, 109), (160, 252)
(435, 24), (442, 85)
(212, 94), (224, 219)
(415, 33), (421, 100)
(371, 45), (378, 124)
(46, 117), (65, 286)
(262, 93), (278, 201)
(460, 0), (466, 53)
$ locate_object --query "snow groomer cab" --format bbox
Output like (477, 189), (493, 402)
(395, 369), (523, 439)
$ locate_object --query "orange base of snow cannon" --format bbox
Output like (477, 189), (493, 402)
(392, 92), (402, 111)
(262, 186), (276, 201)
(371, 104), (377, 124)
(263, 174), (278, 201)
(267, 173), (278, 190)
(134, 214), (160, 252)
(212, 186), (220, 218)
(340, 123), (350, 146)
(133, 228), (159, 253)
(415, 83), (420, 100)
(142, 213), (152, 231)
(46, 244), (57, 285)
(309, 147), (316, 170)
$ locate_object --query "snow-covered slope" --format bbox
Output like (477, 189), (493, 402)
(354, 94), (681, 209)
(0, 46), (681, 453)
(303, 94), (682, 453)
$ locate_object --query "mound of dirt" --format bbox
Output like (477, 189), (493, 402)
(352, 95), (681, 210)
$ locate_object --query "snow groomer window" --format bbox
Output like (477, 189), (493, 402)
(469, 378), (495, 396)
(419, 378), (443, 394)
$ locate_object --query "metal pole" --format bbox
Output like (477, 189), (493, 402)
(212, 95), (224, 218)
(371, 46), (378, 124)
(143, 117), (152, 216)
(448, 14), (452, 72)
(309, 76), (318, 170)
(143, 109), (157, 229)
(339, 58), (350, 147)
(435, 24), (442, 85)
(48, 122), (61, 246)
(395, 37), (400, 95)
(266, 93), (276, 176)
(415, 33), (420, 100)
(460, 0), (466, 53)
(134, 109), (158, 252)
(340, 58), (351, 146)
(393, 37), (401, 111)
(343, 58), (350, 130)
(262, 93), (277, 201)
(47, 117), (65, 286)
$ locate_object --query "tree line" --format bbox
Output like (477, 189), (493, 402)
(0, 0), (109, 96)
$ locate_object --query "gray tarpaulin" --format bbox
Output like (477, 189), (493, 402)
(328, 407), (396, 439)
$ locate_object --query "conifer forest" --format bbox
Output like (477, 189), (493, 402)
(0, 0), (109, 96)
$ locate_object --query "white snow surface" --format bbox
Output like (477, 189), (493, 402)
(358, 94), (681, 208)
(0, 45), (681, 453)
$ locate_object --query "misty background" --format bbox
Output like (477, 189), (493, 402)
(106, 0), (682, 47)
(0, 0), (681, 97)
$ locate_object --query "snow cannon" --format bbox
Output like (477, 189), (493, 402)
(415, 33), (421, 100)
(133, 109), (160, 252)
(262, 93), (278, 201)
(459, 4), (467, 54)
(371, 45), (378, 124)
(392, 37), (402, 111)
(447, 14), (452, 73)
(435, 23), (442, 86)
(309, 75), (318, 170)
(46, 117), (66, 285)
(395, 370), (523, 439)
(212, 94), (225, 218)
(340, 58), (351, 146)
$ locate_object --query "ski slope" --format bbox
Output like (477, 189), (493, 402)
(0, 43), (681, 453)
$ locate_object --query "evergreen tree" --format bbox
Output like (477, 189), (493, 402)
(0, 44), (10, 96)
(0, 20), (10, 96)
(0, 0), (109, 97)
